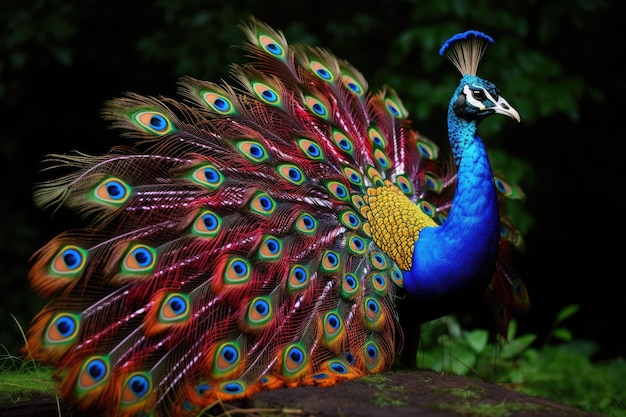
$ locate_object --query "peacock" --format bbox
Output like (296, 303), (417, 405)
(23, 18), (530, 417)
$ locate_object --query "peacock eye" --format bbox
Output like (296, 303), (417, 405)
(472, 89), (486, 100)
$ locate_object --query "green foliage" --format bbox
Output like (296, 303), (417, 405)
(418, 306), (626, 416)
(0, 349), (56, 404)
(0, 0), (77, 104)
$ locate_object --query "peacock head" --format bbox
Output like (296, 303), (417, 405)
(440, 31), (520, 124)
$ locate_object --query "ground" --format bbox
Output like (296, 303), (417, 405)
(0, 369), (602, 417)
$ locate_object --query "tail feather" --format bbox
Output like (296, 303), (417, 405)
(24, 17), (528, 417)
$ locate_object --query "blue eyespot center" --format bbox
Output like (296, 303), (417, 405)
(259, 196), (272, 210)
(168, 296), (187, 314)
(267, 43), (281, 54)
(129, 375), (150, 396)
(150, 115), (167, 130)
(232, 261), (247, 276)
(293, 267), (306, 283)
(133, 248), (152, 267)
(87, 359), (107, 381)
(254, 300), (269, 314)
(62, 249), (82, 269)
(56, 316), (75, 336)
(213, 98), (229, 111)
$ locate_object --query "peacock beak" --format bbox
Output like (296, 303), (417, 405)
(492, 96), (521, 122)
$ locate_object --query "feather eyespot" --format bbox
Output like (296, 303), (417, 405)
(328, 362), (348, 375)
(328, 361), (348, 375)
(322, 311), (343, 341)
(494, 177), (511, 194)
(366, 298), (380, 314)
(366, 166), (384, 186)
(424, 172), (443, 193)
(342, 166), (362, 186)
(219, 380), (245, 395)
(287, 265), (309, 292)
(326, 181), (350, 201)
(374, 149), (390, 169)
(371, 274), (388, 294)
(341, 75), (364, 96)
(195, 383), (210, 396)
(252, 82), (281, 105)
(348, 235), (366, 255)
(258, 34), (285, 58)
(321, 250), (340, 272)
(121, 373), (152, 405)
(93, 177), (130, 205)
(369, 252), (388, 270)
(122, 244), (156, 274)
(368, 127), (387, 148)
(258, 235), (282, 260)
(351, 195), (365, 208)
(340, 273), (360, 300)
(310, 61), (334, 82)
(277, 164), (306, 185)
(331, 129), (354, 154)
(247, 296), (273, 326)
(296, 138), (324, 160)
(417, 139), (439, 160)
(202, 91), (237, 115)
(224, 258), (251, 284)
(214, 342), (241, 375)
(294, 212), (318, 234)
(250, 191), (276, 216)
(134, 111), (175, 135)
(395, 175), (413, 194)
(339, 210), (361, 229)
(236, 141), (269, 163)
(329, 361), (348, 374)
(364, 341), (382, 371)
(192, 210), (222, 237)
(77, 356), (110, 391)
(385, 97), (406, 118)
(419, 200), (438, 219)
(45, 313), (80, 345)
(159, 293), (190, 322)
(363, 297), (385, 330)
(282, 344), (308, 377)
(50, 245), (87, 276)
(189, 164), (224, 189)
(304, 96), (328, 119)
(390, 265), (404, 287)
(494, 176), (525, 200)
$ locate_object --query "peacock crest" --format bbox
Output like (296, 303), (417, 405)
(23, 18), (529, 417)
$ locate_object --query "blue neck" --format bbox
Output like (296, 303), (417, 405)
(403, 114), (500, 319)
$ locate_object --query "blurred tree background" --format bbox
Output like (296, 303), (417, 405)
(1, 0), (622, 366)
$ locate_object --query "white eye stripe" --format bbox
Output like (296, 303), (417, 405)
(463, 85), (498, 110)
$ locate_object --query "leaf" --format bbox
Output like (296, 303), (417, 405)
(506, 319), (518, 340)
(555, 304), (579, 325)
(466, 329), (489, 353)
(501, 334), (537, 359)
(553, 328), (573, 342)
(447, 342), (477, 376)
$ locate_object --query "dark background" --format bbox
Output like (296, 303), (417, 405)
(1, 0), (623, 362)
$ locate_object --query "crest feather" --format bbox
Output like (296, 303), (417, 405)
(439, 30), (494, 76)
